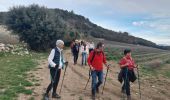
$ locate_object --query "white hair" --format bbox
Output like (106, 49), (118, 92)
(56, 40), (64, 46)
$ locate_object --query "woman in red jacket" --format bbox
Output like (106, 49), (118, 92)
(119, 49), (137, 100)
(88, 42), (109, 100)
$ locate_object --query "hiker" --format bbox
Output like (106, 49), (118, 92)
(70, 39), (75, 56)
(44, 40), (68, 99)
(87, 42), (109, 99)
(88, 41), (95, 53)
(80, 42), (89, 66)
(118, 49), (137, 100)
(72, 40), (80, 64)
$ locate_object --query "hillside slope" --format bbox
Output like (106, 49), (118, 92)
(0, 7), (169, 50)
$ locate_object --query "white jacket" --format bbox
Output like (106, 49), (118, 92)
(80, 45), (89, 54)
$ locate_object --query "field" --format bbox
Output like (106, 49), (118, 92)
(0, 36), (170, 100)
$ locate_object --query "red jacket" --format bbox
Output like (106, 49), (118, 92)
(119, 56), (135, 70)
(88, 49), (106, 71)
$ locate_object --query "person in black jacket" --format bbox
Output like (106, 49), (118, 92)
(44, 40), (68, 100)
(72, 40), (80, 65)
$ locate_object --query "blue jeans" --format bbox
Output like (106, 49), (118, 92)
(82, 52), (87, 65)
(91, 70), (103, 95)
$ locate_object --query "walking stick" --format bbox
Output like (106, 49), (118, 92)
(59, 62), (68, 94)
(84, 69), (91, 90)
(102, 64), (110, 94)
(136, 65), (142, 99)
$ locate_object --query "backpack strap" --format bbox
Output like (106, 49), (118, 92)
(90, 51), (96, 63)
(90, 51), (105, 63)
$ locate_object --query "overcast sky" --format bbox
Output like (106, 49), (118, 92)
(0, 0), (170, 45)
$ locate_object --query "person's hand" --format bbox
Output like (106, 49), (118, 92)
(89, 65), (95, 71)
(105, 64), (111, 69)
(64, 61), (68, 65)
(133, 64), (137, 68)
(124, 63), (129, 67)
(55, 64), (59, 69)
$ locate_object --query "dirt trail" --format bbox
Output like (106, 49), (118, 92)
(18, 50), (170, 100)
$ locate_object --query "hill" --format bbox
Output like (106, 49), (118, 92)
(0, 5), (169, 50)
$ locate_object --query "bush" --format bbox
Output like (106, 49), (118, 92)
(6, 4), (66, 51)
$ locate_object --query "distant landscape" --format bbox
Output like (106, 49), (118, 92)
(0, 5), (169, 50)
(0, 4), (170, 100)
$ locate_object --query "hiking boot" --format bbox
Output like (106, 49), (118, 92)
(92, 89), (96, 100)
(52, 93), (61, 98)
(121, 89), (126, 94)
(91, 94), (96, 100)
(96, 87), (99, 93)
(127, 95), (131, 100)
(43, 93), (49, 100)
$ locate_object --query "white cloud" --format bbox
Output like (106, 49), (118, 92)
(132, 21), (146, 26)
(132, 19), (170, 33)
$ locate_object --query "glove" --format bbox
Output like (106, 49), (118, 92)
(105, 64), (111, 69)
(55, 64), (59, 69)
(64, 61), (68, 65)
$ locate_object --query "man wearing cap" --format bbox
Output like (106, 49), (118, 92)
(44, 40), (68, 99)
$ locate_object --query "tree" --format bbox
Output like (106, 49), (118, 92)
(6, 4), (66, 51)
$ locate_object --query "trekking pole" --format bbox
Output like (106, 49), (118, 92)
(59, 62), (68, 94)
(102, 64), (111, 94)
(84, 69), (91, 90)
(136, 65), (142, 99)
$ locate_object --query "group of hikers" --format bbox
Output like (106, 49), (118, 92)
(44, 39), (139, 100)
(70, 39), (95, 65)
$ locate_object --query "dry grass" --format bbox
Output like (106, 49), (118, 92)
(0, 25), (19, 44)
(146, 59), (164, 68)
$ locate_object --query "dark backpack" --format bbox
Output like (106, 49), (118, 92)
(118, 67), (137, 83)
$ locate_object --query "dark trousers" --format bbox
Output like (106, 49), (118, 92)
(46, 68), (61, 94)
(122, 68), (130, 96)
(73, 53), (79, 64)
(91, 70), (103, 95)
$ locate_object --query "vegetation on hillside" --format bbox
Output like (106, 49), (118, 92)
(0, 4), (169, 51)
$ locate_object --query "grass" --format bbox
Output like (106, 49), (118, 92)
(104, 47), (123, 61)
(29, 97), (35, 100)
(79, 96), (83, 100)
(0, 52), (48, 100)
(140, 58), (170, 78)
(140, 65), (158, 76)
(164, 71), (170, 78)
(104, 47), (170, 79)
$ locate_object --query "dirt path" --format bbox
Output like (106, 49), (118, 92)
(18, 50), (170, 100)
